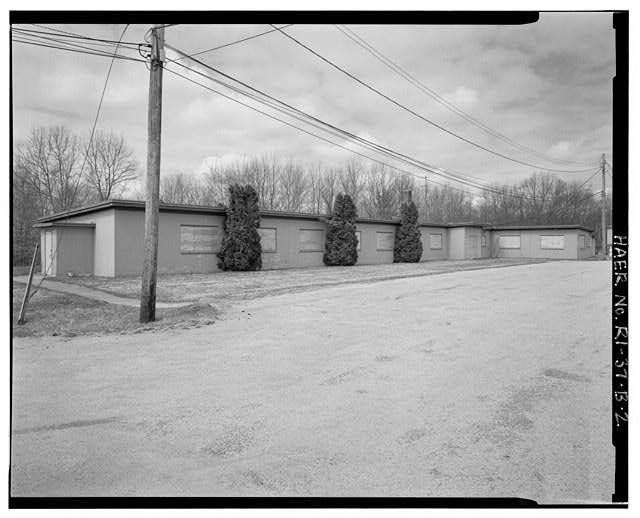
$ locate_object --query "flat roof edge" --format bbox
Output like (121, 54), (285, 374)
(33, 222), (96, 229)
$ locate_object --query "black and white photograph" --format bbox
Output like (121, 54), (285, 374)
(8, 6), (629, 508)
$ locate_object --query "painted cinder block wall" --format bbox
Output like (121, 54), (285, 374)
(35, 201), (595, 276)
(489, 229), (594, 260)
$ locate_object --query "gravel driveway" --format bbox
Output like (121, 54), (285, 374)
(11, 260), (612, 502)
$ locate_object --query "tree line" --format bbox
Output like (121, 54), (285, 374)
(156, 154), (611, 237)
(13, 125), (612, 266)
(13, 126), (138, 265)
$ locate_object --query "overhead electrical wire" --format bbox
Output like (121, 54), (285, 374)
(11, 36), (146, 63)
(162, 63), (505, 201)
(27, 24), (132, 300)
(164, 47), (599, 203)
(20, 24), (145, 47)
(164, 52), (535, 200)
(270, 25), (598, 174)
(12, 28), (143, 53)
(171, 24), (294, 61)
(335, 24), (593, 168)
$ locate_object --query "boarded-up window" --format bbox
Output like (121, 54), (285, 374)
(541, 235), (565, 250)
(299, 229), (324, 251)
(586, 234), (591, 247)
(376, 231), (394, 251)
(180, 225), (218, 253)
(355, 231), (362, 251)
(499, 235), (520, 249)
(481, 233), (487, 247)
(430, 233), (442, 250)
(258, 227), (277, 252)
(578, 234), (585, 249)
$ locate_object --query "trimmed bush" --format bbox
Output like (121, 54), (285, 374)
(323, 193), (359, 266)
(217, 184), (262, 271)
(394, 200), (423, 263)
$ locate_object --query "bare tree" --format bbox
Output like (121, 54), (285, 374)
(338, 159), (366, 210)
(279, 159), (308, 212)
(306, 162), (325, 214)
(15, 126), (86, 214)
(160, 171), (202, 205)
(319, 167), (340, 214)
(362, 163), (398, 219)
(83, 129), (138, 201)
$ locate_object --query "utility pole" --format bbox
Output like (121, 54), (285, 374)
(600, 153), (607, 259)
(139, 24), (165, 323)
(423, 175), (428, 222)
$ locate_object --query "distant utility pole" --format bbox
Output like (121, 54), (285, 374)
(423, 175), (428, 221)
(600, 153), (607, 259)
(139, 24), (165, 323)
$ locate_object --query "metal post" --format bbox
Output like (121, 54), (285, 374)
(17, 243), (40, 325)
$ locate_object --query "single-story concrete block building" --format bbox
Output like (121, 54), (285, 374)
(34, 199), (595, 277)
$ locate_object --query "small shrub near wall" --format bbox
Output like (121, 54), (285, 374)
(394, 200), (423, 263)
(323, 193), (359, 266)
(217, 184), (262, 271)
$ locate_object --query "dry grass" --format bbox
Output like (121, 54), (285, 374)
(12, 285), (220, 338)
(54, 258), (549, 306)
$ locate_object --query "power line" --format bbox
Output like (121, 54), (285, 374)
(28, 24), (131, 301)
(335, 24), (593, 168)
(171, 24), (294, 61)
(163, 64), (498, 200)
(164, 44), (599, 203)
(11, 31), (145, 61)
(576, 170), (600, 191)
(20, 24), (146, 47)
(12, 38), (144, 63)
(165, 55), (574, 204)
(167, 58), (602, 220)
(12, 28), (143, 51)
(270, 25), (598, 174)
(165, 54), (530, 199)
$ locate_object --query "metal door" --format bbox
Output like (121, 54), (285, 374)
(465, 234), (478, 259)
(44, 230), (55, 275)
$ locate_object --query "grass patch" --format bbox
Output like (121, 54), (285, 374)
(52, 258), (549, 305)
(12, 284), (220, 338)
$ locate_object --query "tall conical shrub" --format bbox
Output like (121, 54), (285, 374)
(217, 184), (262, 271)
(323, 193), (359, 266)
(394, 200), (423, 263)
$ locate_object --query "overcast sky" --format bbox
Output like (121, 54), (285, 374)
(11, 13), (615, 195)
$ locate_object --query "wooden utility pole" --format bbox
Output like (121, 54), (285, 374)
(139, 25), (165, 323)
(600, 153), (607, 259)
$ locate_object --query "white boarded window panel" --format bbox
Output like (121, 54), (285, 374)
(181, 225), (218, 253)
(481, 233), (487, 247)
(258, 227), (277, 252)
(578, 234), (585, 249)
(430, 233), (442, 250)
(299, 229), (324, 251)
(376, 232), (394, 251)
(499, 235), (520, 249)
(540, 235), (565, 250)
(355, 231), (361, 251)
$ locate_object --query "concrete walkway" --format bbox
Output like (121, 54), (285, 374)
(13, 275), (190, 309)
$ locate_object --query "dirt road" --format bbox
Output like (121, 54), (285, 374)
(11, 260), (613, 502)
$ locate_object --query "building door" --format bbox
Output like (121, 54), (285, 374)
(44, 230), (56, 275)
(465, 234), (478, 259)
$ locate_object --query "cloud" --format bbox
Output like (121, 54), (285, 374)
(442, 86), (478, 110)
(11, 16), (615, 188)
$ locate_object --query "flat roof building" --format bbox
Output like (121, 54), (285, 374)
(35, 199), (595, 277)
